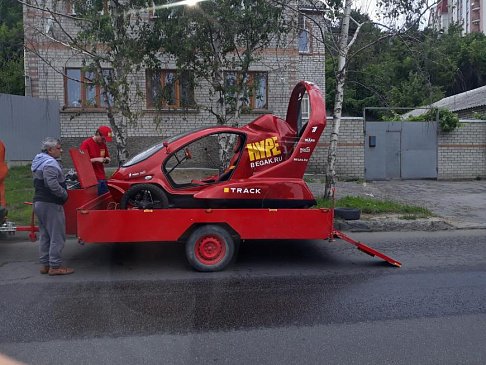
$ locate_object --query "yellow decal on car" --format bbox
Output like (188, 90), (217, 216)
(246, 137), (281, 162)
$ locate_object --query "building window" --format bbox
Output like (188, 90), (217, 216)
(146, 70), (195, 109)
(224, 71), (268, 111)
(64, 68), (114, 108)
(298, 13), (310, 53)
(297, 93), (310, 132)
(301, 93), (310, 120)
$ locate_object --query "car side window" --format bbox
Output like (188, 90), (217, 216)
(164, 132), (244, 187)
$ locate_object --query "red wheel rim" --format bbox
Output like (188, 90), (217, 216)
(195, 234), (226, 265)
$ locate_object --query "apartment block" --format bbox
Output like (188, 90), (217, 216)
(429, 0), (485, 34)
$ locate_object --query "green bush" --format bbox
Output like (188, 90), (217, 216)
(472, 112), (486, 120)
(408, 108), (460, 132)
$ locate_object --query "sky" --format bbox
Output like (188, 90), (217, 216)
(355, 0), (378, 18)
(354, 0), (430, 29)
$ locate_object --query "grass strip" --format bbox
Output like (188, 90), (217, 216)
(4, 165), (35, 225)
(316, 195), (432, 218)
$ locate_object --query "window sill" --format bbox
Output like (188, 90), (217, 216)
(144, 107), (199, 113)
(242, 109), (271, 115)
(61, 107), (109, 113)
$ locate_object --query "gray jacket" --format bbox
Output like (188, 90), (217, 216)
(31, 153), (68, 204)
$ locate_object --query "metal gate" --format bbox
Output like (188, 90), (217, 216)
(364, 121), (438, 180)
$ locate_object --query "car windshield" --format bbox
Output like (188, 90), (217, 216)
(165, 127), (210, 144)
(122, 142), (164, 167)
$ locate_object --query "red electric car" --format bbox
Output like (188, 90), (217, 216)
(107, 81), (326, 209)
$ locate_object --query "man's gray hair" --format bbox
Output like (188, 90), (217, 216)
(41, 137), (60, 152)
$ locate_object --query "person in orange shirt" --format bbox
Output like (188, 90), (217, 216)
(80, 126), (113, 195)
(0, 140), (8, 208)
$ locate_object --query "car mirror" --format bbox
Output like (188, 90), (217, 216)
(163, 141), (170, 153)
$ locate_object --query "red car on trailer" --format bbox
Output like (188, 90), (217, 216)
(107, 81), (326, 210)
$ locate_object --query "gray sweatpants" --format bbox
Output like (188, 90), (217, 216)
(34, 201), (66, 268)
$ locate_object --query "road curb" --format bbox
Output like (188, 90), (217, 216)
(335, 216), (456, 232)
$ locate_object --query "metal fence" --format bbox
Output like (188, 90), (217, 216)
(0, 93), (60, 163)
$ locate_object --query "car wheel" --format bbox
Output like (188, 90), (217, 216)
(334, 207), (361, 220)
(185, 225), (236, 272)
(120, 184), (169, 209)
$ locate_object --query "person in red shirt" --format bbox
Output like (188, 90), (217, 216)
(80, 125), (113, 195)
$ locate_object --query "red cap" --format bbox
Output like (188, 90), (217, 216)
(97, 126), (113, 142)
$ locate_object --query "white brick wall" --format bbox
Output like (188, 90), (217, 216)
(438, 120), (486, 179)
(308, 117), (364, 178)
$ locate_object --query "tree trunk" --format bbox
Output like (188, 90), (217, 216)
(101, 89), (129, 166)
(97, 60), (129, 166)
(324, 0), (352, 199)
(111, 115), (129, 166)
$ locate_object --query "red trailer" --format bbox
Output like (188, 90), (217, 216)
(66, 148), (401, 272)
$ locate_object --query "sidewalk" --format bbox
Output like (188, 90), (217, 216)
(308, 179), (486, 231)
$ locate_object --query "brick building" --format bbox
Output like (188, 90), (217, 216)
(22, 0), (328, 172)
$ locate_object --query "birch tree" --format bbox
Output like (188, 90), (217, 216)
(298, 0), (436, 198)
(324, 0), (359, 197)
(333, 0), (437, 196)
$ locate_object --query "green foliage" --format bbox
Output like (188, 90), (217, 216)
(377, 0), (431, 27)
(408, 108), (460, 132)
(316, 195), (432, 217)
(0, 0), (24, 95)
(388, 72), (444, 107)
(326, 17), (486, 117)
(472, 112), (486, 120)
(380, 107), (460, 132)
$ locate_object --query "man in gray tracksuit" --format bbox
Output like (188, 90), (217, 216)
(32, 137), (74, 276)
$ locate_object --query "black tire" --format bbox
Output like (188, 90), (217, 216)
(0, 206), (6, 224)
(334, 207), (361, 220)
(185, 225), (236, 272)
(120, 184), (169, 209)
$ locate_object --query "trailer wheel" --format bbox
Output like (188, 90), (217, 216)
(186, 225), (235, 272)
(120, 184), (169, 209)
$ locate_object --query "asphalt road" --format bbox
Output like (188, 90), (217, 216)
(0, 230), (485, 365)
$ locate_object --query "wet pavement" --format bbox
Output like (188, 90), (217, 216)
(308, 178), (486, 231)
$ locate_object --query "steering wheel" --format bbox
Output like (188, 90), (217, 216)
(184, 147), (192, 160)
